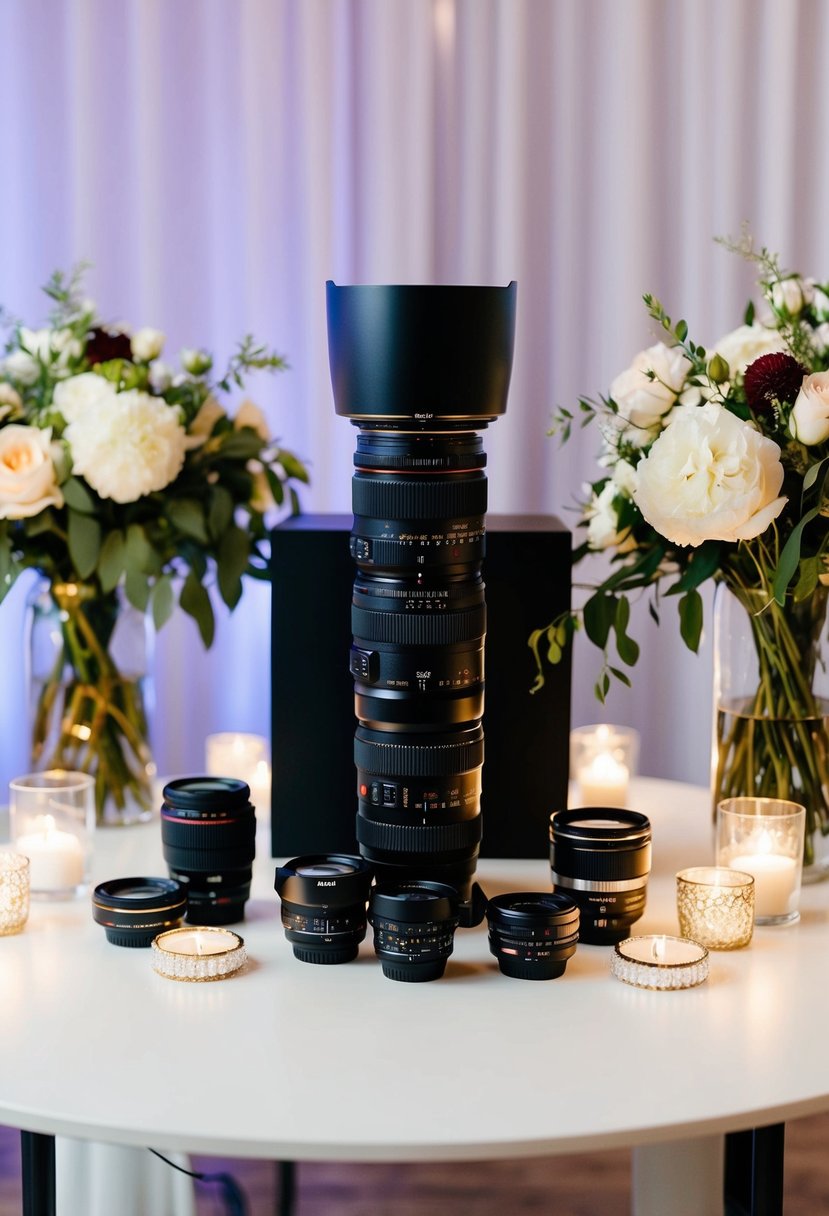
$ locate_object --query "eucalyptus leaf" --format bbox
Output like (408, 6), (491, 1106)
(68, 510), (101, 579)
(678, 589), (703, 652)
(61, 476), (96, 514)
(151, 574), (175, 631)
(207, 486), (234, 539)
(166, 499), (209, 544)
(126, 523), (154, 573)
(217, 525), (249, 609)
(97, 530), (126, 592)
(583, 592), (617, 650)
(215, 430), (264, 460)
(773, 505), (821, 604)
(180, 571), (215, 648)
(125, 567), (150, 612)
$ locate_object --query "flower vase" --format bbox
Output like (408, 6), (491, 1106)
(25, 579), (156, 826)
(712, 581), (829, 880)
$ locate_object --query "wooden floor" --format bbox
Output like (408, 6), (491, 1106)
(3, 1115), (829, 1214)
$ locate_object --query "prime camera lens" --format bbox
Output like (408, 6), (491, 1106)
(549, 809), (652, 945)
(92, 876), (187, 948)
(161, 777), (256, 925)
(274, 854), (374, 965)
(486, 892), (579, 980)
(368, 880), (461, 982)
(329, 282), (516, 905)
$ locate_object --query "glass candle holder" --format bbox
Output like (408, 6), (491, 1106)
(570, 724), (639, 809)
(205, 732), (271, 811)
(676, 866), (755, 949)
(0, 852), (30, 935)
(610, 935), (709, 990)
(10, 771), (95, 900)
(151, 927), (247, 981)
(716, 797), (805, 926)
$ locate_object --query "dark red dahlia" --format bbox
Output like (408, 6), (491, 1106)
(743, 352), (806, 414)
(85, 326), (132, 365)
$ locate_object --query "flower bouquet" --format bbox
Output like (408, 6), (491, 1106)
(536, 234), (829, 863)
(0, 267), (309, 823)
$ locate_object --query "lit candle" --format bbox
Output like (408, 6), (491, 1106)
(611, 934), (709, 990)
(151, 926), (247, 981)
(577, 751), (629, 808)
(15, 815), (84, 893)
(727, 851), (799, 920)
(205, 732), (270, 807)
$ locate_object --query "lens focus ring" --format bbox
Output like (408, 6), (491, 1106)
(356, 815), (483, 854)
(355, 726), (484, 777)
(352, 475), (487, 520)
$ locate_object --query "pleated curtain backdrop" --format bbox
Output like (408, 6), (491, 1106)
(2, 0), (829, 794)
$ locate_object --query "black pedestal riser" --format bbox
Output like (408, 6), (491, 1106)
(271, 513), (571, 859)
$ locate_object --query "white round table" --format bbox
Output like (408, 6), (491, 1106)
(2, 778), (826, 1214)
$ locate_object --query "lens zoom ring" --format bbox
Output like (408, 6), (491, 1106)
(161, 816), (256, 852)
(351, 605), (486, 645)
(355, 734), (484, 776)
(352, 476), (488, 519)
(357, 816), (483, 853)
(549, 844), (652, 882)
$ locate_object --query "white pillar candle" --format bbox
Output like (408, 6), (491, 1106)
(16, 815), (84, 893)
(728, 853), (799, 919)
(577, 751), (629, 808)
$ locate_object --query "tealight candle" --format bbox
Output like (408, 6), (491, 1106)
(611, 935), (709, 990)
(16, 815), (84, 894)
(570, 724), (639, 809)
(10, 770), (94, 899)
(716, 797), (805, 926)
(151, 926), (247, 982)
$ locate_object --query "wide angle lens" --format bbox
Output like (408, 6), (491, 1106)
(274, 853), (374, 965)
(486, 891), (580, 980)
(368, 880), (461, 982)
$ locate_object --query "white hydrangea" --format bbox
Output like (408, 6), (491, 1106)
(65, 389), (187, 503)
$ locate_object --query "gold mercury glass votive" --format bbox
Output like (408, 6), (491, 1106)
(0, 852), (31, 935)
(676, 866), (755, 950)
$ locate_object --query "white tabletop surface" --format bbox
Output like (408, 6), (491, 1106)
(1, 777), (828, 1163)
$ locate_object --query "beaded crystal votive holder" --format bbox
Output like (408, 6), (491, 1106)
(676, 866), (755, 950)
(0, 851), (30, 935)
(610, 935), (709, 990)
(151, 927), (247, 982)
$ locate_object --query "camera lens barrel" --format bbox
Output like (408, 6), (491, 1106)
(92, 876), (187, 948)
(275, 854), (374, 965)
(161, 777), (256, 925)
(486, 892), (580, 980)
(549, 809), (652, 945)
(368, 880), (461, 982)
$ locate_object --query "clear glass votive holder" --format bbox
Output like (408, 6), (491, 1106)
(205, 732), (271, 811)
(570, 724), (640, 809)
(0, 852), (30, 934)
(716, 797), (805, 926)
(676, 866), (755, 949)
(9, 770), (95, 900)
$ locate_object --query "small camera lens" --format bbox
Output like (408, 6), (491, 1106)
(161, 777), (256, 925)
(368, 880), (460, 983)
(92, 876), (187, 948)
(275, 854), (373, 965)
(486, 892), (579, 980)
(549, 809), (652, 945)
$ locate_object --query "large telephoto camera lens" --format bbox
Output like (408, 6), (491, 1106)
(274, 854), (374, 964)
(329, 282), (517, 902)
(549, 809), (652, 945)
(161, 777), (256, 925)
(486, 892), (579, 980)
(368, 880), (461, 982)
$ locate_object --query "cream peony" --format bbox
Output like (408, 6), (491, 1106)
(131, 328), (166, 362)
(65, 390), (187, 503)
(713, 324), (788, 378)
(790, 372), (829, 445)
(609, 343), (688, 445)
(586, 481), (636, 552)
(53, 372), (116, 422)
(633, 402), (786, 547)
(0, 424), (64, 518)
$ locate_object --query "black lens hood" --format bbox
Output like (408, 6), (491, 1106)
(275, 854), (373, 908)
(162, 776), (252, 814)
(327, 283), (517, 426)
(92, 876), (187, 948)
(487, 891), (580, 932)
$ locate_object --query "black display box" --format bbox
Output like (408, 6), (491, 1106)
(270, 514), (571, 859)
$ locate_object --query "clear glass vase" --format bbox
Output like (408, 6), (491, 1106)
(711, 580), (829, 880)
(25, 578), (157, 826)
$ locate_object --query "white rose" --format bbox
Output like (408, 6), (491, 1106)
(131, 328), (166, 362)
(813, 323), (829, 353)
(0, 424), (64, 519)
(148, 361), (174, 393)
(811, 283), (829, 321)
(790, 372), (829, 445)
(633, 402), (786, 546)
(234, 398), (270, 441)
(771, 276), (812, 316)
(53, 372), (116, 423)
(612, 458), (638, 497)
(180, 348), (213, 376)
(65, 390), (186, 503)
(713, 324), (788, 378)
(0, 383), (23, 419)
(609, 343), (688, 445)
(586, 481), (636, 552)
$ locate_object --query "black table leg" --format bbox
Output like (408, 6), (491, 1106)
(276, 1159), (296, 1216)
(725, 1123), (785, 1216)
(20, 1131), (56, 1216)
